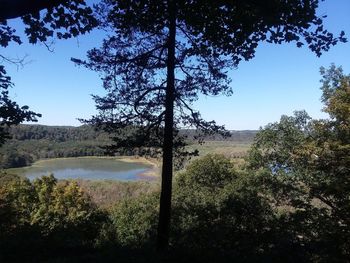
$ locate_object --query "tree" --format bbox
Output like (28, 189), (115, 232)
(0, 174), (106, 261)
(246, 65), (350, 260)
(73, 0), (346, 250)
(108, 192), (159, 248)
(171, 154), (277, 261)
(0, 1), (97, 145)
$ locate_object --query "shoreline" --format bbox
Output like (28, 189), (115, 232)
(117, 156), (160, 178)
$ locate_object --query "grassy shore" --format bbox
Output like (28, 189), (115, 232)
(187, 140), (251, 158)
(116, 156), (161, 178)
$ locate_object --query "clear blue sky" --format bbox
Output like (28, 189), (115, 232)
(1, 0), (349, 130)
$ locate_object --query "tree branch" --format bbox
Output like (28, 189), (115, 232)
(0, 0), (67, 21)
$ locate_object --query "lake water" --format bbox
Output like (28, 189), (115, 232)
(9, 157), (155, 181)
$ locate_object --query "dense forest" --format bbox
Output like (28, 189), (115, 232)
(0, 124), (257, 169)
(0, 125), (110, 168)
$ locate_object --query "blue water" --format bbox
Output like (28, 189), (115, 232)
(14, 158), (156, 181)
(26, 167), (150, 181)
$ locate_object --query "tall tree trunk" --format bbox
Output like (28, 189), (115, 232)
(156, 0), (176, 252)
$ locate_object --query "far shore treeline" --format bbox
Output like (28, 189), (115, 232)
(0, 124), (257, 169)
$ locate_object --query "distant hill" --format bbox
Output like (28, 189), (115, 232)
(0, 124), (257, 168)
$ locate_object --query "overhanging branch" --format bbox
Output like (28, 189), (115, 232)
(0, 0), (67, 21)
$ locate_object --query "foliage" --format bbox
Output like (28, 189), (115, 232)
(246, 65), (350, 261)
(108, 193), (159, 248)
(0, 173), (105, 257)
(171, 154), (277, 260)
(0, 172), (33, 242)
(0, 0), (96, 47)
(175, 154), (236, 189)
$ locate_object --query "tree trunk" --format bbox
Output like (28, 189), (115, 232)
(156, 0), (176, 252)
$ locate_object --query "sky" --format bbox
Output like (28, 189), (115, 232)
(1, 0), (349, 130)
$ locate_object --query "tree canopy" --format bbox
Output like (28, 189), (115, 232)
(73, 0), (346, 250)
(247, 65), (350, 260)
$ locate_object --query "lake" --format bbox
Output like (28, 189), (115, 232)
(8, 157), (156, 181)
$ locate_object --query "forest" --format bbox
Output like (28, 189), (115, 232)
(0, 125), (109, 168)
